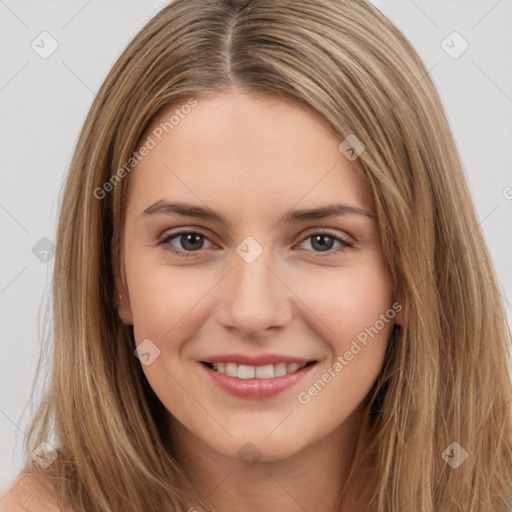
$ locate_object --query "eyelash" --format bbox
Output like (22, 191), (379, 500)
(157, 229), (354, 258)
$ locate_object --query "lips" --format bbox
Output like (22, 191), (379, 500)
(199, 354), (318, 399)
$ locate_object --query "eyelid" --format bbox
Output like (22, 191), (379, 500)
(158, 227), (216, 249)
(158, 227), (354, 257)
(298, 227), (353, 243)
(294, 228), (353, 254)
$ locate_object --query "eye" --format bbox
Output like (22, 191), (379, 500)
(159, 230), (214, 257)
(158, 229), (353, 258)
(296, 230), (353, 254)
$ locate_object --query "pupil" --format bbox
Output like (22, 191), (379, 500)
(311, 234), (333, 252)
(179, 234), (334, 252)
(182, 234), (203, 251)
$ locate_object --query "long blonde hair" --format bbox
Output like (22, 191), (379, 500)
(20, 0), (512, 510)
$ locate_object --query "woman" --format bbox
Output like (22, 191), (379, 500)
(3, 0), (511, 510)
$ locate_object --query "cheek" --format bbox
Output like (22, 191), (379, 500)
(127, 261), (212, 341)
(297, 261), (393, 348)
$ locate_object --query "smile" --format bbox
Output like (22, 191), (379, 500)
(203, 361), (313, 379)
(199, 359), (318, 399)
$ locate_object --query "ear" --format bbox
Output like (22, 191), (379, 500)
(115, 275), (134, 325)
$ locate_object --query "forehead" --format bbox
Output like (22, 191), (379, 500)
(124, 91), (372, 219)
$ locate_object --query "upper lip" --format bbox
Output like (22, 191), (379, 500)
(200, 353), (316, 366)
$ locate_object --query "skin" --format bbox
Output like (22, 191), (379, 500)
(115, 89), (402, 512)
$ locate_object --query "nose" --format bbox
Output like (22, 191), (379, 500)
(215, 245), (293, 339)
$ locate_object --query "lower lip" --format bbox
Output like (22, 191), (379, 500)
(199, 362), (316, 399)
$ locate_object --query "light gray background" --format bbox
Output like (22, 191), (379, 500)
(1, 0), (511, 489)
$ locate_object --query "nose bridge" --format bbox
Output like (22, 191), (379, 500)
(215, 238), (292, 335)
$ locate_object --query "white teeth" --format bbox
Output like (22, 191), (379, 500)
(255, 364), (274, 379)
(209, 361), (309, 378)
(225, 363), (237, 377)
(237, 364), (255, 379)
(274, 363), (287, 377)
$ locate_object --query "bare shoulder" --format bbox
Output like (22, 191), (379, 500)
(0, 473), (66, 512)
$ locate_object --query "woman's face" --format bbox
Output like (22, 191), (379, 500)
(116, 90), (398, 462)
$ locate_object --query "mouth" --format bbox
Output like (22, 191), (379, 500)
(199, 359), (318, 399)
(200, 360), (317, 379)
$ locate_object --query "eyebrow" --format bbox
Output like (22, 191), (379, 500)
(142, 200), (375, 225)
